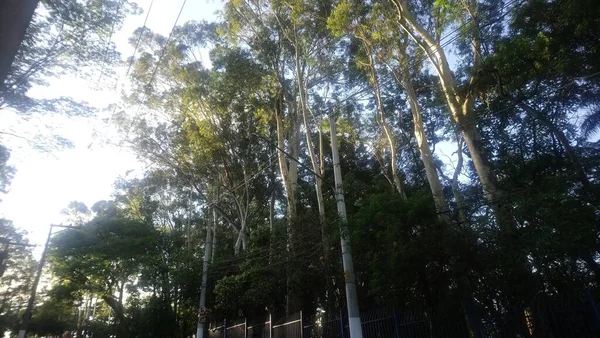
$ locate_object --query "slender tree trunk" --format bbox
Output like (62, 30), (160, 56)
(392, 0), (508, 228)
(269, 189), (275, 230)
(451, 137), (470, 226)
(402, 73), (449, 218)
(187, 189), (192, 251)
(363, 41), (407, 199)
(275, 88), (301, 315)
(275, 95), (299, 222)
(294, 47), (327, 244)
(211, 213), (216, 263)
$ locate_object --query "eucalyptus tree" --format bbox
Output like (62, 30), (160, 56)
(221, 0), (302, 236)
(125, 22), (272, 254)
(328, 2), (456, 217)
(388, 0), (512, 228)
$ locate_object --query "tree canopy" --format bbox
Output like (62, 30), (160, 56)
(3, 0), (600, 337)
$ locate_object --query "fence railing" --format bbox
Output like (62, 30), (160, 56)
(207, 293), (600, 338)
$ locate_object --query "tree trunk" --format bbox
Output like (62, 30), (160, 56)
(275, 95), (299, 223)
(275, 88), (301, 315)
(211, 212), (217, 263)
(363, 41), (407, 199)
(402, 73), (449, 218)
(294, 47), (327, 246)
(102, 294), (129, 338)
(392, 0), (509, 229)
(451, 136), (470, 226)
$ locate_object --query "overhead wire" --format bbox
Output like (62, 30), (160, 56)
(95, 0), (125, 86)
(89, 0), (156, 149)
(121, 0), (189, 145)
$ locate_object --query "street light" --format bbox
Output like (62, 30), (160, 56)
(18, 224), (76, 338)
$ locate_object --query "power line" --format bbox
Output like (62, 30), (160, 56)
(89, 0), (156, 150)
(121, 0), (189, 145)
(125, 0), (156, 78)
(95, 0), (125, 87)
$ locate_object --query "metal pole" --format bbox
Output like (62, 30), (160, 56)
(330, 116), (363, 338)
(18, 224), (53, 338)
(244, 317), (248, 338)
(269, 312), (273, 338)
(197, 208), (215, 338)
(339, 305), (345, 338)
(300, 310), (304, 338)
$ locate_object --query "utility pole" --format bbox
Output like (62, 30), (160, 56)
(18, 224), (74, 338)
(196, 208), (215, 338)
(0, 0), (40, 88)
(330, 115), (363, 338)
(18, 225), (52, 338)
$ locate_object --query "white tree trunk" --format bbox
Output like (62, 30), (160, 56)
(392, 0), (506, 224)
(402, 74), (449, 219)
(364, 42), (407, 199)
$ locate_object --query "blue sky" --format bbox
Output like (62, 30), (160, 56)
(0, 0), (222, 256)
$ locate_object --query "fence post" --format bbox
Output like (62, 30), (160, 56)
(392, 308), (401, 338)
(300, 311), (304, 338)
(224, 318), (228, 338)
(339, 308), (345, 338)
(244, 317), (248, 338)
(269, 313), (273, 338)
(585, 290), (600, 330)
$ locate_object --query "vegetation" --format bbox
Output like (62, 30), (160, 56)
(1, 0), (600, 336)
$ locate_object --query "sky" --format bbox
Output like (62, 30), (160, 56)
(0, 0), (222, 257)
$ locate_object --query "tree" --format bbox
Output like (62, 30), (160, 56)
(50, 205), (157, 337)
(1, 0), (139, 113)
(0, 219), (35, 336)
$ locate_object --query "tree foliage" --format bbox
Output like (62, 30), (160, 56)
(19, 0), (600, 337)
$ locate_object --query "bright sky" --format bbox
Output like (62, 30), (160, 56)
(0, 0), (222, 257)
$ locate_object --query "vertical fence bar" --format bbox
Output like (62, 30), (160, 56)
(244, 318), (248, 338)
(269, 313), (273, 338)
(393, 308), (401, 338)
(340, 308), (345, 338)
(224, 318), (228, 338)
(300, 311), (304, 338)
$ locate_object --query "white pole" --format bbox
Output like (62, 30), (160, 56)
(196, 208), (215, 338)
(330, 116), (363, 338)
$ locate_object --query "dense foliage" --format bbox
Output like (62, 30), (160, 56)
(2, 0), (600, 337)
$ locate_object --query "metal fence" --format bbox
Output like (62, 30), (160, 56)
(207, 293), (600, 338)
